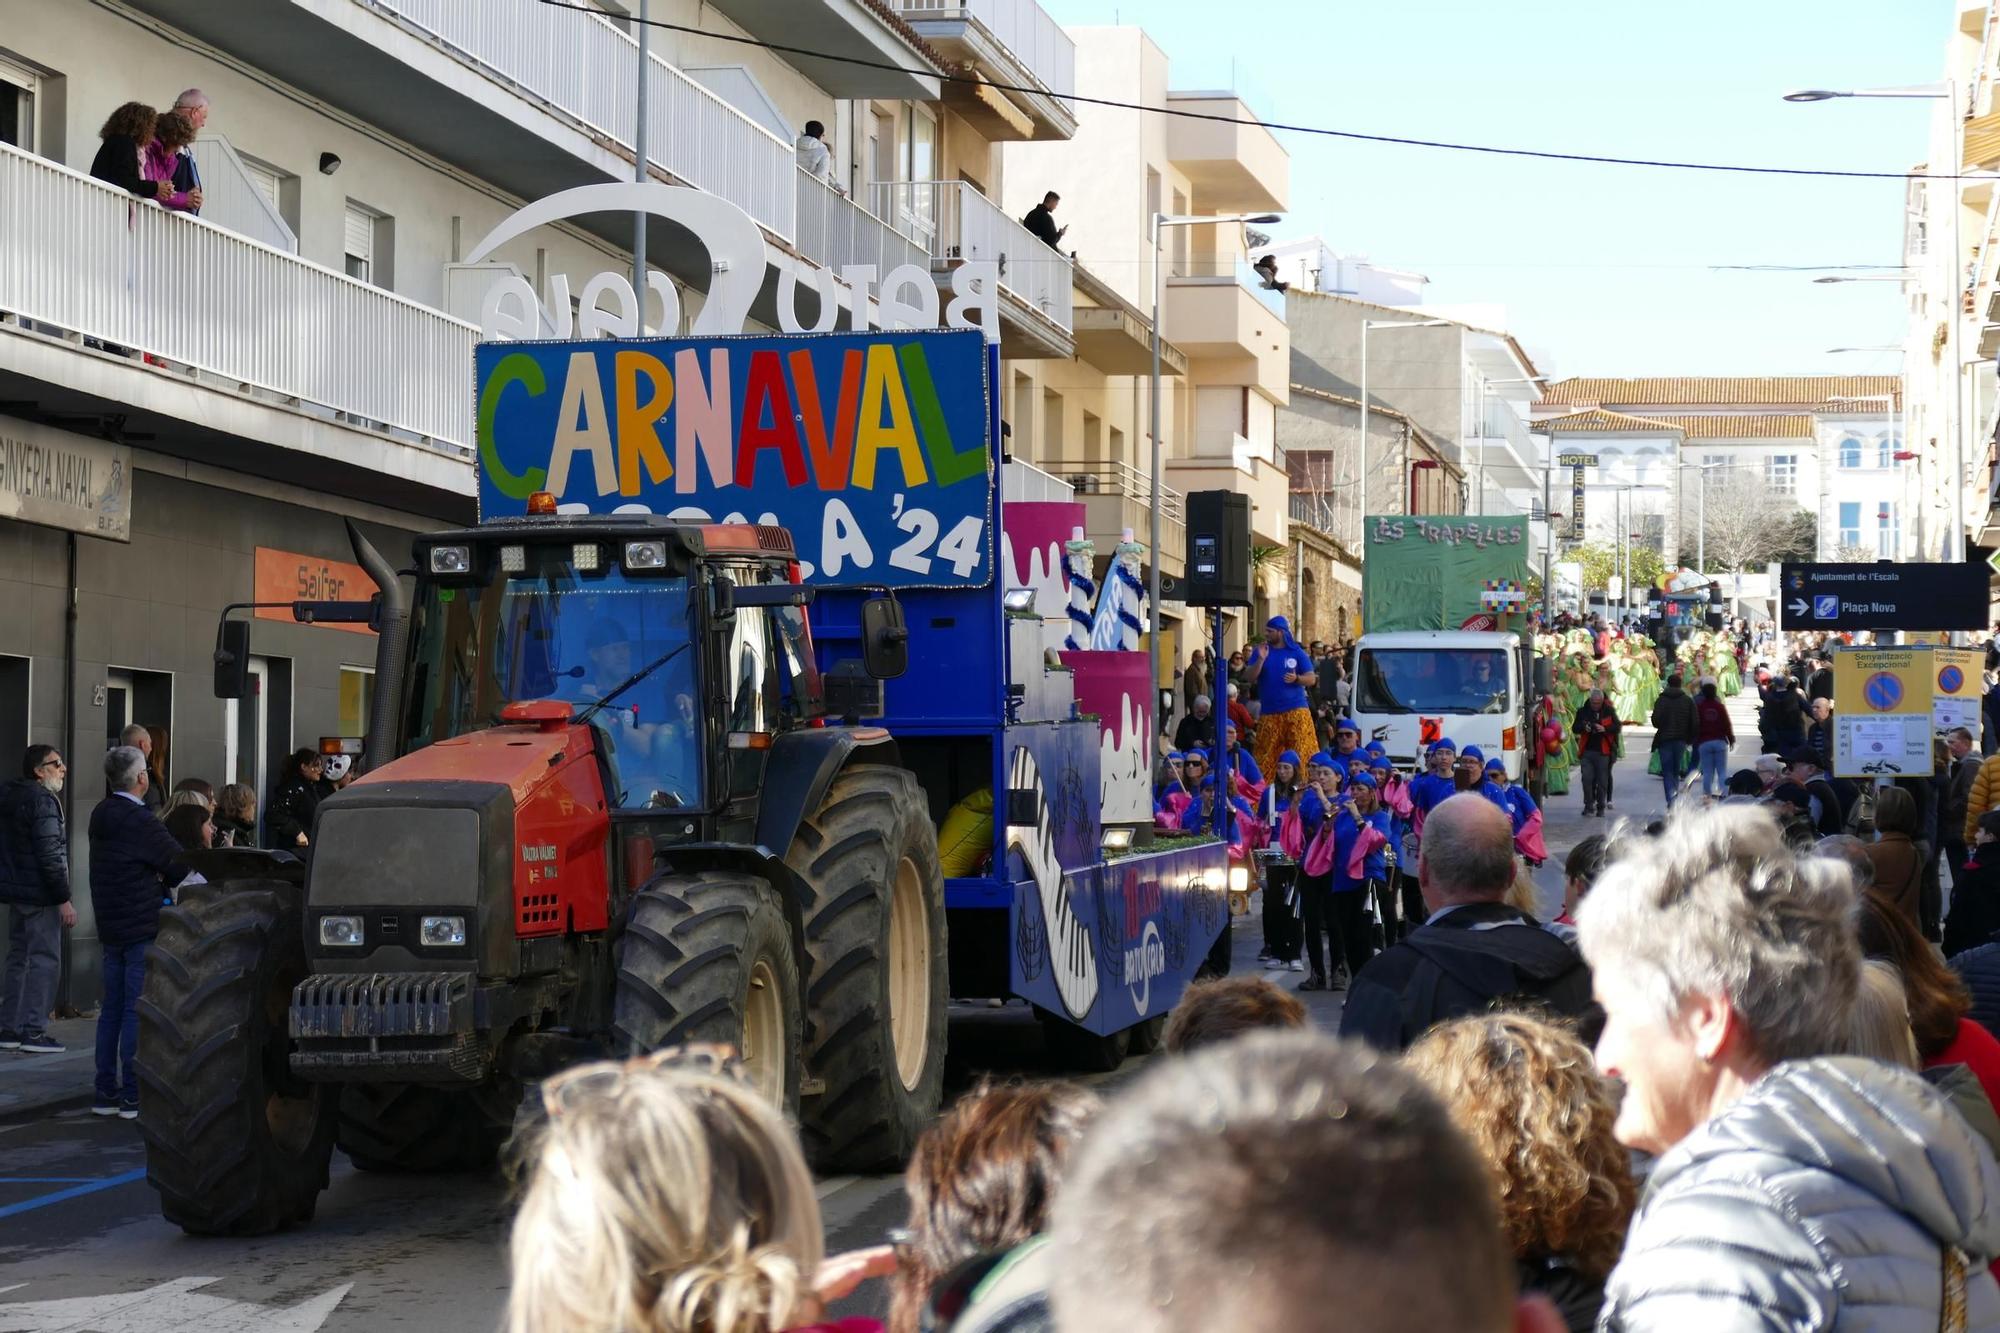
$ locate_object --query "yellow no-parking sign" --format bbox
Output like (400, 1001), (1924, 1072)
(1832, 649), (1935, 778)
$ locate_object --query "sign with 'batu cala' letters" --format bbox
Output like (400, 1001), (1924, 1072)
(475, 329), (994, 589)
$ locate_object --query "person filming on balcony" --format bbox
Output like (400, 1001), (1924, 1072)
(794, 119), (841, 195)
(1254, 253), (1288, 293)
(1022, 191), (1066, 250)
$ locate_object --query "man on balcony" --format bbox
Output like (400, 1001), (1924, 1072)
(168, 89), (210, 213)
(1023, 192), (1066, 250)
(795, 120), (839, 194)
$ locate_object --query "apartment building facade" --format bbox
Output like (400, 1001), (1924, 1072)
(0, 0), (1081, 992)
(999, 25), (1293, 651)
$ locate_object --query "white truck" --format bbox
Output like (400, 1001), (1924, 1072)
(1349, 630), (1538, 780)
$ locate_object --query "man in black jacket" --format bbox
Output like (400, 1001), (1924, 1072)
(0, 745), (74, 1053)
(1784, 749), (1847, 838)
(1944, 726), (1979, 885)
(1020, 191), (1065, 250)
(89, 745), (188, 1118)
(1338, 794), (1596, 1052)
(1649, 674), (1697, 805)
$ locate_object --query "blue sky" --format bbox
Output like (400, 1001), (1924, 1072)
(1039, 0), (1951, 380)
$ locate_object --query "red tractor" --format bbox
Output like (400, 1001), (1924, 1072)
(139, 516), (946, 1234)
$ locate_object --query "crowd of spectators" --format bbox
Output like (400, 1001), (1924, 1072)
(485, 791), (2000, 1332)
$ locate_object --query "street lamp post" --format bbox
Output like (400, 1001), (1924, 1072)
(1788, 83), (1969, 559)
(1149, 209), (1281, 758)
(1361, 318), (1451, 523)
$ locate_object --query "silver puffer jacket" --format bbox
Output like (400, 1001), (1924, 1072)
(1600, 1057), (2000, 1332)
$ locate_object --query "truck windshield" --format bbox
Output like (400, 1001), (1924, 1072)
(1355, 648), (1509, 715)
(403, 560), (700, 809)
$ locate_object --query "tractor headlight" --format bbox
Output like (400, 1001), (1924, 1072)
(1229, 866), (1249, 894)
(427, 545), (471, 575)
(420, 915), (467, 947)
(318, 914), (365, 947)
(624, 540), (668, 571)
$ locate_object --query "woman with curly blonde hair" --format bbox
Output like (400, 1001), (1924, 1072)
(508, 1047), (890, 1333)
(1404, 1012), (1636, 1333)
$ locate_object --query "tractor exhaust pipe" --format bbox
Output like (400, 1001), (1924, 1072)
(347, 519), (409, 775)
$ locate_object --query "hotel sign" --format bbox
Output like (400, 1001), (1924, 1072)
(0, 417), (132, 542)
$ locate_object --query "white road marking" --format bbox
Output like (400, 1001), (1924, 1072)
(0, 1276), (351, 1332)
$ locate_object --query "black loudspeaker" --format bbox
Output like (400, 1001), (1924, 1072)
(1184, 490), (1251, 607)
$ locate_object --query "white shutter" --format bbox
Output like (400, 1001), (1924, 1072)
(343, 205), (375, 263)
(244, 158), (282, 212)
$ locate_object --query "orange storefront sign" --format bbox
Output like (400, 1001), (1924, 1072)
(254, 547), (379, 636)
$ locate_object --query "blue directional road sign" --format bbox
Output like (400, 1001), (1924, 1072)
(1779, 561), (1989, 632)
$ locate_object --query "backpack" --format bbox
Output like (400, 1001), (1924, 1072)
(1278, 800), (1306, 859)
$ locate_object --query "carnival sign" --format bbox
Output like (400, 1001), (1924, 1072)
(474, 329), (993, 589)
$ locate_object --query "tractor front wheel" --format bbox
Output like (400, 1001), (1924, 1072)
(136, 881), (336, 1236)
(612, 870), (803, 1112)
(788, 765), (948, 1172)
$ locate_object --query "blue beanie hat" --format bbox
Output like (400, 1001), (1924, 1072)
(1278, 749), (1302, 769)
(1364, 739), (1387, 754)
(1165, 750), (1184, 762)
(1427, 737), (1457, 756)
(1199, 774), (1217, 790)
(1347, 771), (1378, 790)
(1334, 717), (1360, 734)
(1460, 745), (1485, 764)
(1484, 758), (1506, 774)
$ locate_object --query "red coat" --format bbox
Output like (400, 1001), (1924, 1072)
(1694, 696), (1734, 746)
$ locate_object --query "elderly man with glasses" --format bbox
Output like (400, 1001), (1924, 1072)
(0, 746), (75, 1053)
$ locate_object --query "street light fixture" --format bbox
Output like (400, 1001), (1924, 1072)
(1788, 80), (1969, 561)
(1361, 318), (1452, 523)
(1148, 209), (1283, 757)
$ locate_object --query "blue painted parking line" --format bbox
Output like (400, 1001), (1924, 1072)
(0, 1168), (146, 1219)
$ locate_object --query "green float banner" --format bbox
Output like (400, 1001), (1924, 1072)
(1362, 515), (1531, 632)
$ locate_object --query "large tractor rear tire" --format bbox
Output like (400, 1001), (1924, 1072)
(338, 1081), (521, 1174)
(136, 881), (337, 1236)
(788, 766), (948, 1172)
(613, 871), (803, 1112)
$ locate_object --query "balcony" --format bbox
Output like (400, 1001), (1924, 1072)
(1167, 440), (1289, 546)
(0, 141), (472, 515)
(1055, 462), (1186, 569)
(123, 0), (933, 297)
(1162, 261), (1287, 385)
(892, 0), (1077, 140)
(798, 170), (929, 286)
(1163, 92), (1289, 215)
(691, 0), (944, 99)
(870, 180), (1074, 356)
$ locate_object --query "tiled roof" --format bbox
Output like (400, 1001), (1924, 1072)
(1640, 414), (1819, 440)
(1539, 409), (1685, 434)
(1541, 376), (1901, 408)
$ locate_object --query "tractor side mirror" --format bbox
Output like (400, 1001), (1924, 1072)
(860, 595), (909, 680)
(708, 577), (736, 624)
(214, 618), (252, 699)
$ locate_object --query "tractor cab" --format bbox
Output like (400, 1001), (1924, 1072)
(396, 515), (819, 840)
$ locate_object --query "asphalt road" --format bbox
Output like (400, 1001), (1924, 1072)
(0, 706), (1736, 1332)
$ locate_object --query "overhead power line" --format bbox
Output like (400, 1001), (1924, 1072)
(537, 0), (1972, 183)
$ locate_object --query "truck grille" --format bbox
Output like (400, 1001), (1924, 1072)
(290, 971), (472, 1040)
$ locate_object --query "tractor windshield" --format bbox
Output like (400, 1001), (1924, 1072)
(403, 555), (701, 809)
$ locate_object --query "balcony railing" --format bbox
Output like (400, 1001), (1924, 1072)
(1168, 257), (1287, 320)
(364, 0), (795, 240)
(796, 169), (928, 283)
(869, 180), (1074, 331)
(892, 0), (1076, 102)
(1056, 461), (1186, 523)
(0, 141), (474, 451)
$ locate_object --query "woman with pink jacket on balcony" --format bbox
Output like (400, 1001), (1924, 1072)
(141, 111), (201, 213)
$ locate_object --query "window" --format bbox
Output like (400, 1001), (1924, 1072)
(1356, 648), (1509, 716)
(343, 201), (392, 287)
(240, 152), (300, 234)
(1877, 503), (1900, 557)
(1839, 437), (1863, 469)
(338, 666), (374, 740)
(0, 54), (35, 152)
(1766, 454), (1797, 495)
(1878, 437), (1896, 469)
(1838, 502), (1862, 548)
